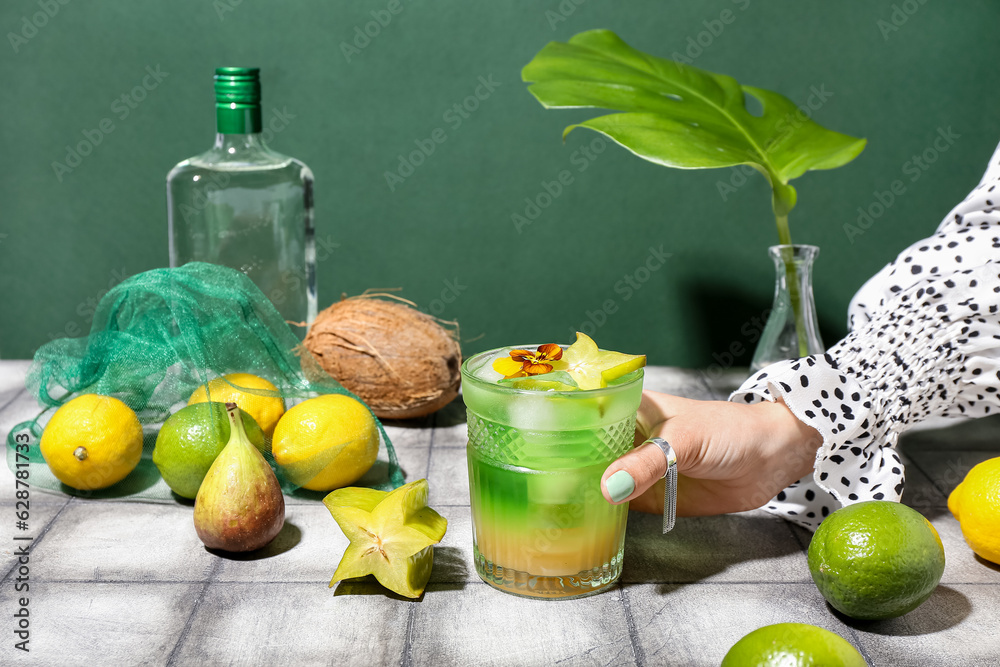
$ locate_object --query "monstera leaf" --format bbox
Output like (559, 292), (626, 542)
(523, 29), (866, 356)
(522, 29), (866, 232)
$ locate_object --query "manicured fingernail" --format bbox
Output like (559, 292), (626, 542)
(606, 470), (635, 503)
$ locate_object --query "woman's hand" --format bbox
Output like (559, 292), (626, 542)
(601, 391), (823, 516)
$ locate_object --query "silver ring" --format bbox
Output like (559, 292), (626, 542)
(642, 437), (677, 534)
(647, 437), (677, 475)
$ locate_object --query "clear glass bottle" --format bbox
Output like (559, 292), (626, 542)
(750, 244), (825, 373)
(167, 67), (316, 337)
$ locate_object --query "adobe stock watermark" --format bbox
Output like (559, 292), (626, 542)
(174, 107), (296, 224)
(670, 0), (751, 66)
(530, 484), (601, 556)
(253, 233), (339, 316)
(716, 84), (835, 202)
(702, 307), (771, 383)
(424, 277), (467, 316)
(511, 135), (607, 234)
(384, 74), (501, 192)
(213, 0), (244, 20)
(544, 0), (587, 30)
(8, 0), (72, 54)
(340, 0), (411, 63)
(568, 245), (672, 338)
(51, 65), (169, 182)
(843, 126), (960, 244)
(905, 456), (965, 511)
(877, 0), (931, 41)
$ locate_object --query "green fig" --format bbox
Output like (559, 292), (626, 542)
(324, 479), (447, 598)
(194, 402), (285, 552)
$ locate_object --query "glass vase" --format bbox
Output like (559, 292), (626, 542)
(750, 244), (824, 373)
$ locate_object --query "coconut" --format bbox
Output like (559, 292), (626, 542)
(303, 295), (462, 419)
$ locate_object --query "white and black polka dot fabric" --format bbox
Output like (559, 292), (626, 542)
(731, 142), (1000, 530)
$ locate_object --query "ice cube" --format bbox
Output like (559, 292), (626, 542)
(527, 469), (584, 506)
(470, 347), (510, 384)
(505, 393), (568, 433)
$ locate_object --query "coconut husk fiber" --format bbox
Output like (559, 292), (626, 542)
(303, 295), (462, 419)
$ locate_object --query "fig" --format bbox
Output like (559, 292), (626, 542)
(194, 403), (285, 552)
(324, 479), (447, 598)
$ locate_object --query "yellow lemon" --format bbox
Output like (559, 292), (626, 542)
(39, 394), (143, 490)
(949, 457), (1000, 565)
(188, 373), (285, 437)
(272, 394), (379, 491)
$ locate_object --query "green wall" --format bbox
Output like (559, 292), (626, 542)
(2, 0), (998, 366)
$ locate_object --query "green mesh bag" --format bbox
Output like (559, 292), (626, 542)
(6, 262), (403, 500)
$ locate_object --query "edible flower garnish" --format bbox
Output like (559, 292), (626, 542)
(493, 343), (564, 378)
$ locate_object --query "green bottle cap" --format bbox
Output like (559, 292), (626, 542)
(214, 67), (262, 134)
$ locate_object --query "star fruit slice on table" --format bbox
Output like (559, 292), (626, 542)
(323, 478), (447, 598)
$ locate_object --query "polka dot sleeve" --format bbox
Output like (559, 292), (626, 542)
(731, 142), (1000, 529)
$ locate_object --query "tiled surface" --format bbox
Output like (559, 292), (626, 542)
(0, 501), (67, 575)
(29, 502), (217, 582)
(427, 504), (473, 584)
(0, 581), (205, 666)
(411, 583), (636, 666)
(849, 583), (1000, 667)
(212, 503), (349, 583)
(170, 582), (411, 666)
(621, 510), (812, 584)
(1, 361), (998, 665)
(425, 444), (471, 507)
(927, 514), (1000, 585)
(626, 582), (862, 666)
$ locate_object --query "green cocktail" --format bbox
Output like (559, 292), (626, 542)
(462, 335), (645, 598)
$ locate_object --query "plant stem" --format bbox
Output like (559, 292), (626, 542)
(775, 213), (808, 357)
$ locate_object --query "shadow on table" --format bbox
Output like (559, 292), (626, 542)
(431, 395), (466, 428)
(283, 456), (425, 502)
(332, 578), (466, 600)
(332, 577), (418, 600)
(897, 416), (1000, 522)
(378, 395), (467, 431)
(381, 414), (434, 431)
(623, 511), (807, 587)
(974, 554), (1000, 573)
(284, 486), (328, 503)
(835, 585), (971, 636)
(325, 547), (469, 600)
(898, 413), (1000, 452)
(204, 519), (301, 560)
(429, 546), (469, 585)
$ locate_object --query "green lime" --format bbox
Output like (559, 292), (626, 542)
(808, 500), (945, 620)
(153, 402), (266, 499)
(722, 623), (866, 667)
